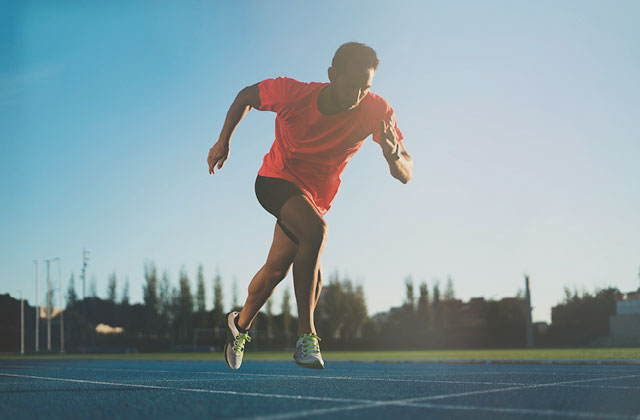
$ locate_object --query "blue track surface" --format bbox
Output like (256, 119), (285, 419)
(1, 359), (640, 419)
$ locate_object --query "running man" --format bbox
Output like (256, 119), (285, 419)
(207, 42), (413, 370)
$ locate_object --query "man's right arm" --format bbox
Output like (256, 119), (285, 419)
(208, 83), (261, 174)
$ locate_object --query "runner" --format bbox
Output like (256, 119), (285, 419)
(207, 42), (413, 370)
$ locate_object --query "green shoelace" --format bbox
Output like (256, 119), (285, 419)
(233, 333), (251, 354)
(298, 333), (321, 357)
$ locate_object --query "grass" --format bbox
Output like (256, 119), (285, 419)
(1, 348), (639, 360)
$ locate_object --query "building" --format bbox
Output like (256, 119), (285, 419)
(609, 289), (640, 345)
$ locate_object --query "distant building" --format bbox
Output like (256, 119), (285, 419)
(609, 289), (640, 345)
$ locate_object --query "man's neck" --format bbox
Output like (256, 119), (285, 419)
(317, 85), (342, 116)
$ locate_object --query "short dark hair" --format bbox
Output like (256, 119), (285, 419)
(331, 42), (379, 73)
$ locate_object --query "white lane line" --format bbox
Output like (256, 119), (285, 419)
(398, 401), (637, 420)
(0, 373), (372, 405)
(398, 373), (640, 403)
(241, 373), (640, 419)
(559, 384), (640, 390)
(127, 377), (529, 386)
(0, 365), (548, 387)
(245, 402), (390, 420)
(6, 363), (639, 379)
(7, 364), (640, 390)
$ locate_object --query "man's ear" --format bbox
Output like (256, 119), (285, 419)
(327, 66), (335, 83)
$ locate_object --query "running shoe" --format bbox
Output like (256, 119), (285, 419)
(293, 332), (325, 369)
(224, 311), (251, 370)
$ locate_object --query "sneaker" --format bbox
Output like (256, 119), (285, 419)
(224, 311), (251, 370)
(293, 332), (324, 369)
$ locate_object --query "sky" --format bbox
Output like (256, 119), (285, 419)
(1, 0), (639, 324)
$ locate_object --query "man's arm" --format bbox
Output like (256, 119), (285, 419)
(208, 83), (261, 174)
(379, 118), (413, 184)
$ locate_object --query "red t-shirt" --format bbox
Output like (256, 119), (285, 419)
(257, 77), (404, 215)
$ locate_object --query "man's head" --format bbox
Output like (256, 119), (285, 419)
(328, 42), (379, 112)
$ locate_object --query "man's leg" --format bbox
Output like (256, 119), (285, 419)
(236, 222), (298, 330)
(313, 267), (322, 311)
(278, 195), (327, 336)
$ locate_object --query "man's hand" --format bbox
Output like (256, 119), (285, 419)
(380, 117), (400, 159)
(207, 140), (230, 174)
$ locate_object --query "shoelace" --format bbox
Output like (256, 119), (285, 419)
(232, 333), (251, 354)
(298, 333), (321, 357)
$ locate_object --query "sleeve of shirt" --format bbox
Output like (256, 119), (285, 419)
(372, 100), (404, 145)
(257, 77), (306, 117)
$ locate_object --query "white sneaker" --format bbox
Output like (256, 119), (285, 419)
(293, 333), (325, 369)
(224, 311), (251, 370)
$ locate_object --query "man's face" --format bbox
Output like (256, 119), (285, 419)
(328, 62), (375, 112)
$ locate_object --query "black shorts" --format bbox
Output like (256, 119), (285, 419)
(255, 175), (304, 244)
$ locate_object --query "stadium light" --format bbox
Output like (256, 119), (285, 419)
(53, 257), (64, 353)
(34, 260), (39, 353)
(19, 290), (24, 355)
(46, 259), (52, 352)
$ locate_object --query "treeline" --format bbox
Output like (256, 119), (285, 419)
(544, 286), (621, 346)
(0, 262), (627, 352)
(62, 262), (302, 352)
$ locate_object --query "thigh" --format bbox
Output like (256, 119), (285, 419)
(278, 194), (327, 244)
(255, 175), (305, 219)
(255, 175), (305, 244)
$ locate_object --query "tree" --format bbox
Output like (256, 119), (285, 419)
(265, 298), (274, 339)
(196, 265), (206, 313)
(281, 286), (292, 339)
(89, 275), (97, 297)
(417, 281), (431, 330)
(317, 272), (344, 338)
(212, 271), (224, 324)
(179, 268), (194, 314)
(66, 273), (78, 308)
(121, 277), (130, 305)
(341, 281), (368, 339)
(550, 286), (621, 346)
(232, 277), (239, 311)
(404, 276), (415, 311)
(432, 280), (442, 330)
(443, 276), (455, 301)
(107, 272), (117, 302)
(143, 261), (159, 315)
(158, 270), (173, 334)
(315, 272), (369, 340)
(159, 270), (172, 315)
(176, 268), (194, 341)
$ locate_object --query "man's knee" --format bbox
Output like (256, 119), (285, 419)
(302, 218), (328, 249)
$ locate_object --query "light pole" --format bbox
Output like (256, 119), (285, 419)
(34, 260), (39, 353)
(20, 290), (24, 355)
(53, 257), (64, 353)
(46, 259), (52, 352)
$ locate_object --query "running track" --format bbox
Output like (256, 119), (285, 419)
(2, 359), (640, 419)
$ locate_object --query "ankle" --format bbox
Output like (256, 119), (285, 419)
(235, 315), (249, 333)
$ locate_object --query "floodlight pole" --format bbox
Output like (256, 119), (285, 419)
(34, 260), (39, 353)
(20, 290), (24, 355)
(54, 257), (64, 353)
(46, 259), (52, 352)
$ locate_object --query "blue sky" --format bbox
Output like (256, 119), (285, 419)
(1, 0), (639, 323)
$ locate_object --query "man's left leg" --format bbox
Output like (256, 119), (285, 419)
(224, 222), (297, 371)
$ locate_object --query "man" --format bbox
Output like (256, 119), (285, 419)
(207, 42), (413, 370)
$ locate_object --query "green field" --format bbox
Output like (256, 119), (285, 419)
(2, 348), (639, 361)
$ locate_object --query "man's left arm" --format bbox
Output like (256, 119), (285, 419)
(380, 118), (413, 184)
